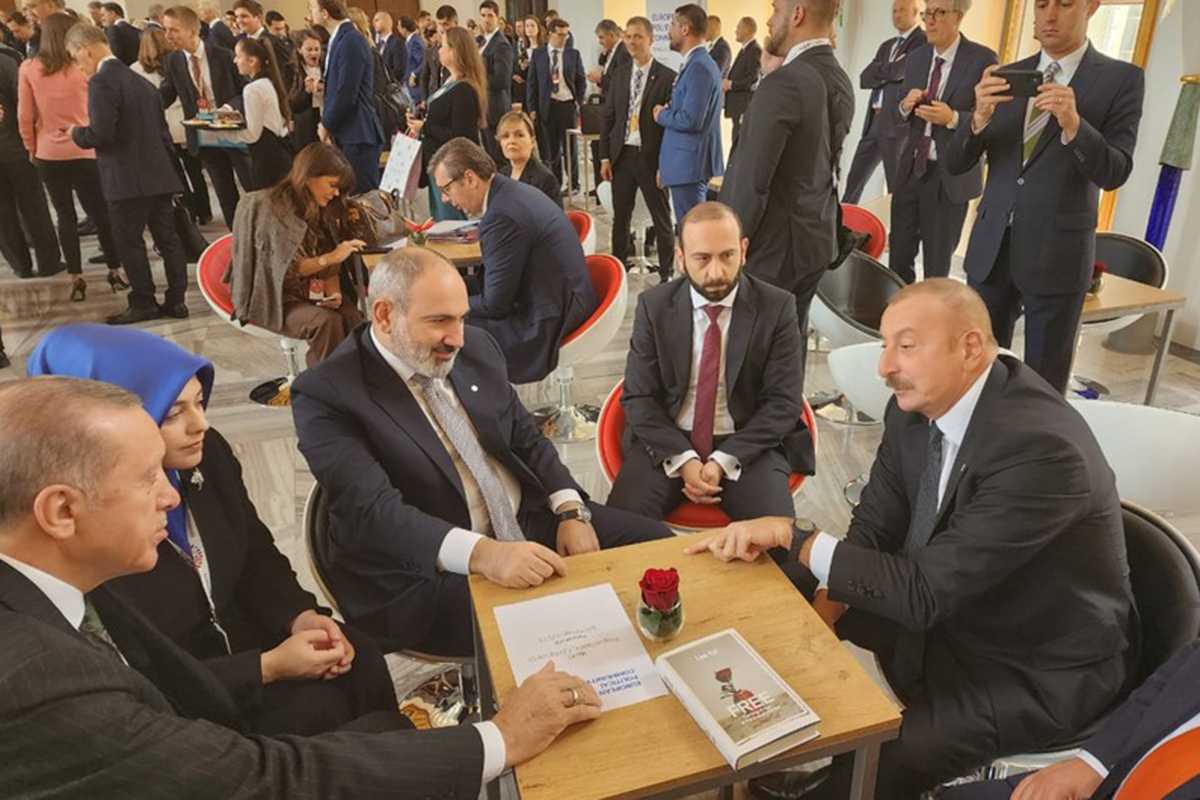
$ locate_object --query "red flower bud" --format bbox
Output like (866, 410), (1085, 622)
(639, 567), (680, 613)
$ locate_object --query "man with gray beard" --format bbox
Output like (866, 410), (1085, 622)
(292, 248), (672, 657)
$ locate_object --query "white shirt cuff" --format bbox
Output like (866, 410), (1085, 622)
(710, 450), (741, 481)
(1077, 750), (1109, 780)
(548, 489), (583, 513)
(475, 721), (508, 784)
(898, 103), (912, 120)
(436, 528), (485, 575)
(664, 450), (699, 478)
(809, 532), (839, 587)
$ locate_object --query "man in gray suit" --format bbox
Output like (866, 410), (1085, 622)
(718, 0), (853, 389)
(0, 377), (602, 799)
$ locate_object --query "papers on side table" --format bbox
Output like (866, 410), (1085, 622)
(493, 584), (667, 711)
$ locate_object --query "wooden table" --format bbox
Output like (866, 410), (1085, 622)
(1076, 273), (1186, 406)
(469, 535), (902, 800)
(361, 240), (482, 270)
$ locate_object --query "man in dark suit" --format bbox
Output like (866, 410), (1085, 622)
(945, 0), (1144, 394)
(372, 11), (405, 82)
(722, 17), (761, 151)
(67, 23), (188, 325)
(944, 640), (1200, 800)
(312, 0), (385, 193)
(199, 0), (235, 51)
(587, 18), (628, 193)
(418, 5), (456, 107)
(0, 376), (604, 798)
(610, 202), (813, 521)
(599, 17), (675, 283)
(842, 0), (925, 204)
(400, 15), (424, 103)
(161, 5), (251, 231)
(889, 3), (996, 285)
(526, 17), (584, 191)
(233, 0), (294, 88)
(477, 1), (513, 163)
(688, 279), (1137, 800)
(719, 0), (853, 389)
(292, 247), (671, 656)
(706, 15), (731, 78)
(101, 2), (140, 65)
(5, 13), (36, 59)
(655, 4), (723, 224)
(430, 138), (597, 385)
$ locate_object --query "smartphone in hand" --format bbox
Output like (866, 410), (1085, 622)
(994, 68), (1044, 98)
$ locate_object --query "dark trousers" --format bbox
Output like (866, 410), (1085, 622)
(608, 437), (795, 521)
(176, 146), (212, 222)
(109, 193), (189, 310)
(200, 147), (252, 229)
(341, 141), (382, 193)
(540, 99), (576, 190)
(247, 624), (400, 737)
(793, 265), (826, 392)
(969, 230), (1085, 394)
(669, 182), (708, 227)
(611, 147), (674, 281)
(843, 110), (891, 205)
(36, 158), (119, 274)
(729, 113), (744, 154)
(0, 156), (61, 275)
(356, 503), (674, 657)
(889, 166), (968, 285)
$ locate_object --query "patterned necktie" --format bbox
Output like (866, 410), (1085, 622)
(906, 423), (945, 553)
(628, 66), (645, 138)
(690, 305), (725, 461)
(412, 375), (524, 541)
(551, 48), (561, 87)
(913, 56), (945, 178)
(80, 598), (123, 660)
(1023, 61), (1062, 164)
(1114, 728), (1200, 799)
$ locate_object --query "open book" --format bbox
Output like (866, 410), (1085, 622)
(656, 629), (820, 770)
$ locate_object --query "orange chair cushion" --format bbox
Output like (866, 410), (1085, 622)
(198, 234), (235, 315)
(841, 204), (887, 259)
(562, 255), (623, 346)
(567, 210), (591, 243)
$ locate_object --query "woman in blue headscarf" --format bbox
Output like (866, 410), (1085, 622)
(27, 324), (398, 736)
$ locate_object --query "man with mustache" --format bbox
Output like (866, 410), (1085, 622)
(608, 201), (814, 523)
(686, 278), (1135, 800)
(292, 247), (672, 657)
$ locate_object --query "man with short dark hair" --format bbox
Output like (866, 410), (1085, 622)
(5, 12), (36, 59)
(477, 0), (512, 163)
(399, 14), (424, 103)
(234, 0), (294, 86)
(265, 10), (288, 38)
(705, 15), (731, 78)
(372, 11), (404, 83)
(418, 4), (456, 103)
(722, 16), (760, 150)
(86, 0), (104, 26)
(526, 17), (584, 192)
(101, 1), (140, 65)
(199, 0), (235, 50)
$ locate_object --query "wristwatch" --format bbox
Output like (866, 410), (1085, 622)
(556, 505), (593, 524)
(790, 518), (818, 559)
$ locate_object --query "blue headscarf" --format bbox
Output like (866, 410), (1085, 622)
(27, 324), (215, 556)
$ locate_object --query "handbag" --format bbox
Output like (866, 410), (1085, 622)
(351, 188), (407, 242)
(580, 93), (605, 135)
(172, 196), (209, 263)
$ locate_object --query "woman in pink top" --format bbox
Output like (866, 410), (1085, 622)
(18, 12), (127, 302)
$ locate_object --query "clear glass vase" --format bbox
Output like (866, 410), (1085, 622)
(636, 597), (684, 642)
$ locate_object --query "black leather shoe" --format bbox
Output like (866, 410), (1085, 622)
(87, 253), (108, 265)
(36, 262), (66, 278)
(106, 306), (162, 325)
(748, 767), (831, 800)
(77, 218), (97, 236)
(159, 302), (189, 319)
(0, 349), (10, 369)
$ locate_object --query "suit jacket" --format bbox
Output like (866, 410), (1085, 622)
(71, 58), (181, 202)
(1086, 641), (1200, 798)
(525, 44), (585, 119)
(500, 157), (562, 207)
(161, 43), (245, 155)
(378, 34), (405, 82)
(708, 37), (732, 77)
(596, 41), (630, 99)
(0, 562), (485, 798)
(240, 31), (295, 89)
(893, 36), (997, 204)
(719, 44), (853, 290)
(598, 57), (675, 174)
(291, 324), (585, 638)
(0, 42), (22, 68)
(106, 428), (321, 712)
(107, 20), (142, 66)
(480, 31), (513, 128)
(858, 28), (927, 138)
(657, 47), (723, 185)
(724, 38), (760, 119)
(418, 42), (446, 103)
(621, 274), (815, 476)
(472, 174), (597, 383)
(405, 33), (425, 95)
(419, 80), (481, 179)
(323, 21), (384, 146)
(830, 356), (1136, 750)
(0, 52), (26, 161)
(945, 45), (1144, 295)
(206, 18), (237, 52)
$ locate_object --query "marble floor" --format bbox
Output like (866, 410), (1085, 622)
(3, 191), (1200, 800)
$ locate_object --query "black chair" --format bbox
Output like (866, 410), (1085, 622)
(1087, 232), (1169, 327)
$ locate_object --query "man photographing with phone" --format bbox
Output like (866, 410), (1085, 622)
(945, 0), (1144, 395)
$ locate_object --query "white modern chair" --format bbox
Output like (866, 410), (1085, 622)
(827, 342), (892, 504)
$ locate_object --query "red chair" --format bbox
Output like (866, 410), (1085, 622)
(537, 254), (628, 441)
(841, 204), (887, 258)
(566, 210), (596, 255)
(595, 381), (819, 529)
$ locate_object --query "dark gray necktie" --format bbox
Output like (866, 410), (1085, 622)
(80, 598), (123, 661)
(905, 423), (944, 554)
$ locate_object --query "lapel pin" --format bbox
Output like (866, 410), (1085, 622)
(471, 385), (479, 392)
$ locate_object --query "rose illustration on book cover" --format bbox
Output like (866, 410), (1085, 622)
(715, 667), (757, 706)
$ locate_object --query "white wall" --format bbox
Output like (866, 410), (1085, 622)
(835, 0), (897, 199)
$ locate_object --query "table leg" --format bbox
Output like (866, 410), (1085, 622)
(1145, 309), (1175, 406)
(564, 132), (575, 203)
(848, 742), (881, 800)
(473, 607), (502, 800)
(582, 139), (592, 210)
(717, 784), (734, 800)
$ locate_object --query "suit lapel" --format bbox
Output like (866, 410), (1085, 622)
(724, 277), (756, 392)
(669, 282), (695, 398)
(937, 36), (972, 108)
(0, 560), (81, 641)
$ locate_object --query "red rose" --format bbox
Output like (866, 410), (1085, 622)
(1093, 260), (1107, 279)
(639, 567), (680, 613)
(715, 667), (732, 683)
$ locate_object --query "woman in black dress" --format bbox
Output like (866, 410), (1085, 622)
(497, 110), (560, 206)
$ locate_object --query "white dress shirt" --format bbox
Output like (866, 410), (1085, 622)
(224, 77), (289, 143)
(1030, 39), (1090, 144)
(548, 45), (574, 102)
(368, 326), (582, 574)
(898, 34), (962, 160)
(480, 29), (499, 52)
(183, 41), (216, 111)
(664, 285), (742, 481)
(808, 367), (991, 587)
(874, 25), (921, 109)
(623, 58), (652, 148)
(782, 37), (833, 67)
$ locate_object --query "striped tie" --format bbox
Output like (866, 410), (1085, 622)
(1022, 61), (1062, 164)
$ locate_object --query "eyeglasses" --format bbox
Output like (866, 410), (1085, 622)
(436, 176), (461, 195)
(921, 8), (957, 21)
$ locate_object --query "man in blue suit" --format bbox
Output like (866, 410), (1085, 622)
(400, 15), (424, 104)
(945, 0), (1144, 394)
(525, 17), (585, 193)
(429, 137), (597, 385)
(653, 4), (723, 225)
(311, 0), (385, 193)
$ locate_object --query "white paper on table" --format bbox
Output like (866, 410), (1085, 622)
(493, 584), (667, 711)
(425, 219), (480, 237)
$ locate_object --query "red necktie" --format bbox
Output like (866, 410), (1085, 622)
(1114, 727), (1200, 800)
(690, 305), (724, 461)
(913, 56), (944, 178)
